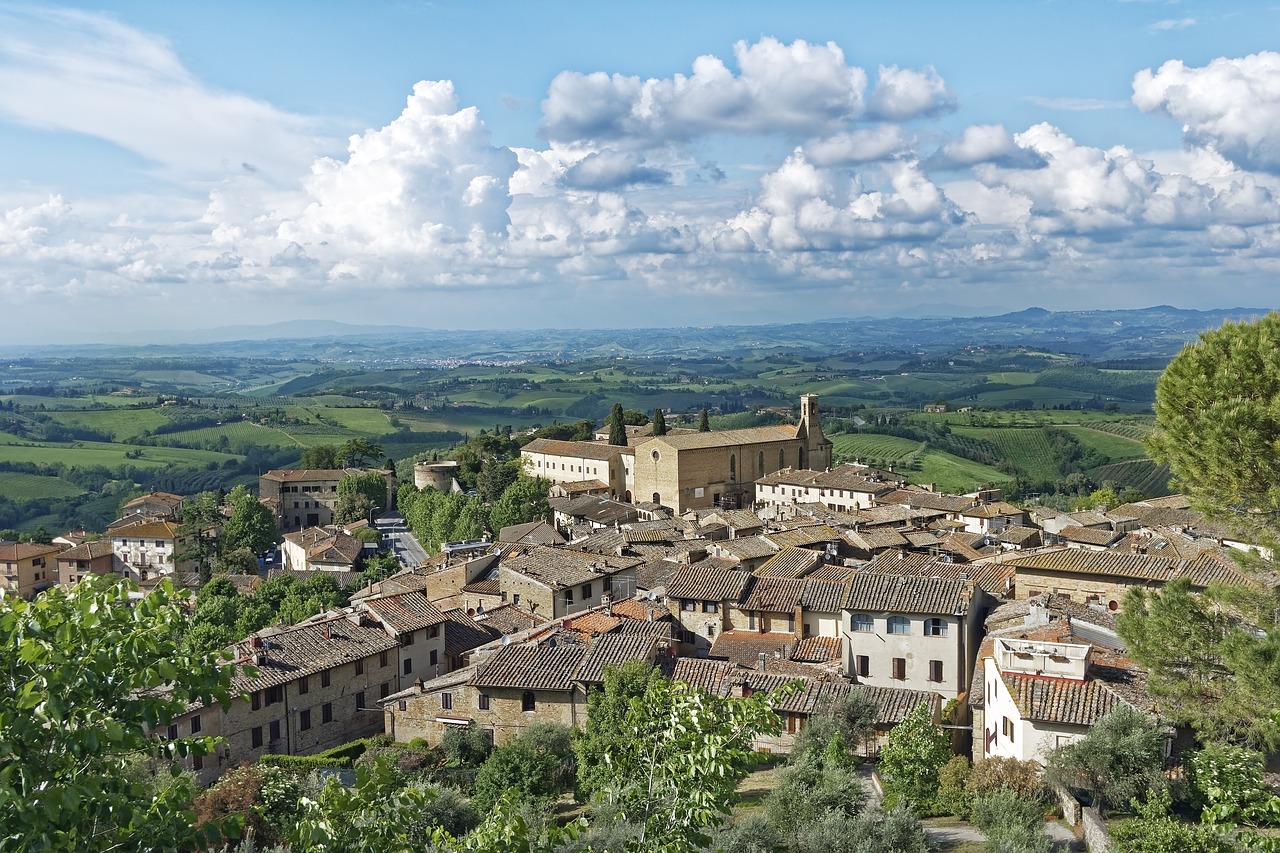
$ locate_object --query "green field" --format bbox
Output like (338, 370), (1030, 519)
(951, 427), (1061, 482)
(0, 439), (240, 469)
(1090, 459), (1172, 496)
(45, 407), (176, 440)
(830, 433), (1012, 493)
(1059, 425), (1148, 461)
(0, 471), (86, 501)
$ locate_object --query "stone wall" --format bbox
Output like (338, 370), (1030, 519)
(1052, 783), (1083, 827)
(1081, 806), (1112, 853)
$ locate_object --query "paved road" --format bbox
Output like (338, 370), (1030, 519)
(375, 514), (429, 567)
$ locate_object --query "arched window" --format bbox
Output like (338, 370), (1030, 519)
(521, 691), (536, 712)
(729, 455), (736, 482)
(758, 451), (765, 476)
(652, 492), (661, 504)
(799, 447), (807, 470)
(924, 618), (948, 637)
(779, 449), (786, 470)
(887, 616), (910, 635)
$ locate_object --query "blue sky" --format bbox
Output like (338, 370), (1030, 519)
(1, 1), (1278, 342)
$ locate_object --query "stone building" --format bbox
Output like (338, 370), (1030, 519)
(56, 540), (121, 587)
(259, 468), (395, 532)
(497, 546), (643, 619)
(109, 520), (183, 582)
(0, 541), (62, 599)
(519, 439), (633, 499)
(632, 395), (833, 513)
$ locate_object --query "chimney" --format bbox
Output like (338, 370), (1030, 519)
(757, 652), (768, 672)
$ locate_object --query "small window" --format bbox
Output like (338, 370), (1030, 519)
(924, 618), (948, 637)
(380, 651), (388, 668)
(401, 632), (415, 646)
(856, 655), (869, 677)
(564, 588), (574, 604)
(251, 726), (263, 748)
(190, 715), (201, 734)
(321, 670), (330, 688)
(887, 616), (910, 635)
(929, 660), (944, 682)
(355, 659), (364, 676)
(441, 693), (453, 710)
(522, 691), (536, 712)
(300, 709), (311, 731)
(380, 682), (390, 699)
(403, 658), (413, 675)
(682, 600), (696, 611)
(427, 625), (439, 639)
(429, 649), (438, 666)
(192, 754), (203, 771)
(322, 702), (333, 723)
(892, 657), (906, 680)
(583, 582), (592, 599)
(167, 724), (178, 741)
(703, 601), (718, 613)
(850, 613), (874, 632)
(270, 720), (281, 741)
(298, 676), (309, 695)
(252, 691), (261, 711)
(478, 693), (490, 710)
(266, 685), (282, 705)
(355, 691), (365, 712)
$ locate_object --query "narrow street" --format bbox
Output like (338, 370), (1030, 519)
(375, 514), (429, 567)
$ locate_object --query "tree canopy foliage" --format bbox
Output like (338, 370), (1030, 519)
(221, 484), (278, 555)
(1147, 312), (1280, 538)
(0, 575), (238, 851)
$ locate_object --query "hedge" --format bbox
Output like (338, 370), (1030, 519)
(257, 736), (383, 771)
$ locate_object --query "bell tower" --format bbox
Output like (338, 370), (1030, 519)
(796, 394), (832, 471)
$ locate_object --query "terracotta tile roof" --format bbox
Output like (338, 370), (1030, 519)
(755, 547), (823, 579)
(807, 564), (857, 582)
(565, 610), (623, 636)
(501, 546), (642, 590)
(556, 496), (641, 525)
(802, 578), (850, 613)
(0, 541), (62, 561)
(904, 530), (944, 548)
(792, 636), (842, 663)
(1002, 672), (1124, 726)
(666, 565), (750, 602)
(709, 630), (795, 667)
(756, 468), (821, 488)
(474, 604), (542, 634)
(521, 438), (633, 461)
(635, 558), (680, 591)
(360, 590), (447, 634)
(763, 524), (842, 550)
(844, 573), (971, 615)
(712, 537), (779, 560)
(845, 528), (909, 551)
(442, 609), (503, 658)
(557, 479), (611, 494)
(471, 643), (587, 691)
(638, 424), (799, 451)
(865, 550), (942, 575)
(741, 576), (806, 611)
(902, 493), (977, 513)
(671, 657), (739, 694)
(1006, 548), (1179, 582)
(1060, 526), (1125, 547)
(261, 468), (374, 482)
(231, 617), (396, 692)
(998, 525), (1042, 546)
(498, 521), (567, 546)
(110, 520), (179, 540)
(610, 598), (675, 622)
(576, 635), (658, 684)
(55, 540), (114, 560)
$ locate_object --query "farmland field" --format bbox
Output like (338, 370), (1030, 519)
(0, 439), (240, 469)
(951, 427), (1061, 482)
(0, 471), (85, 501)
(830, 433), (1011, 493)
(1090, 459), (1172, 497)
(1059, 426), (1148, 461)
(45, 408), (175, 440)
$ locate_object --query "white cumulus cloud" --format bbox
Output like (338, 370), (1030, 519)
(867, 65), (957, 121)
(1133, 52), (1280, 172)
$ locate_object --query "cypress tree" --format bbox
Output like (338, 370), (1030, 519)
(607, 403), (628, 446)
(652, 408), (668, 436)
(698, 408), (711, 432)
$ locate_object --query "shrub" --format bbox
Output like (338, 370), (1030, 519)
(765, 749), (866, 836)
(1111, 787), (1237, 853)
(936, 755), (973, 817)
(441, 721), (495, 768)
(971, 788), (1051, 853)
(877, 701), (951, 811)
(1044, 706), (1165, 813)
(714, 813), (782, 853)
(968, 757), (1047, 803)
(1185, 743), (1280, 827)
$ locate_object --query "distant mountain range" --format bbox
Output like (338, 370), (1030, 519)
(3, 305), (1272, 363)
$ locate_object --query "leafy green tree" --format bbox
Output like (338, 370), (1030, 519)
(0, 576), (238, 851)
(1111, 787), (1237, 853)
(299, 444), (342, 469)
(588, 677), (783, 852)
(876, 701), (951, 810)
(622, 409), (649, 426)
(1118, 577), (1280, 749)
(607, 402), (628, 446)
(791, 689), (878, 763)
(970, 788), (1051, 853)
(441, 721), (495, 768)
(1044, 705), (1165, 813)
(476, 457), (519, 504)
(698, 408), (711, 432)
(472, 723), (575, 813)
(339, 438), (385, 468)
(574, 660), (665, 801)
(652, 408), (668, 436)
(336, 471), (388, 523)
(489, 476), (551, 533)
(221, 485), (278, 556)
(176, 490), (222, 582)
(1147, 312), (1280, 537)
(766, 744), (867, 837)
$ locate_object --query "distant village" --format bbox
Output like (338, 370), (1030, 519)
(0, 393), (1260, 789)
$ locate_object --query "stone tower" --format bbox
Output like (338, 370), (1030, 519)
(795, 394), (833, 471)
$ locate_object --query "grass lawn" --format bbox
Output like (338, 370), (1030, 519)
(0, 471), (86, 501)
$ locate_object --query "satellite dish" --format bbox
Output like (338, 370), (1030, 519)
(647, 591), (657, 602)
(500, 634), (511, 646)
(548, 637), (558, 649)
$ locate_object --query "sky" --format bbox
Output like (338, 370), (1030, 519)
(1, 0), (1279, 342)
